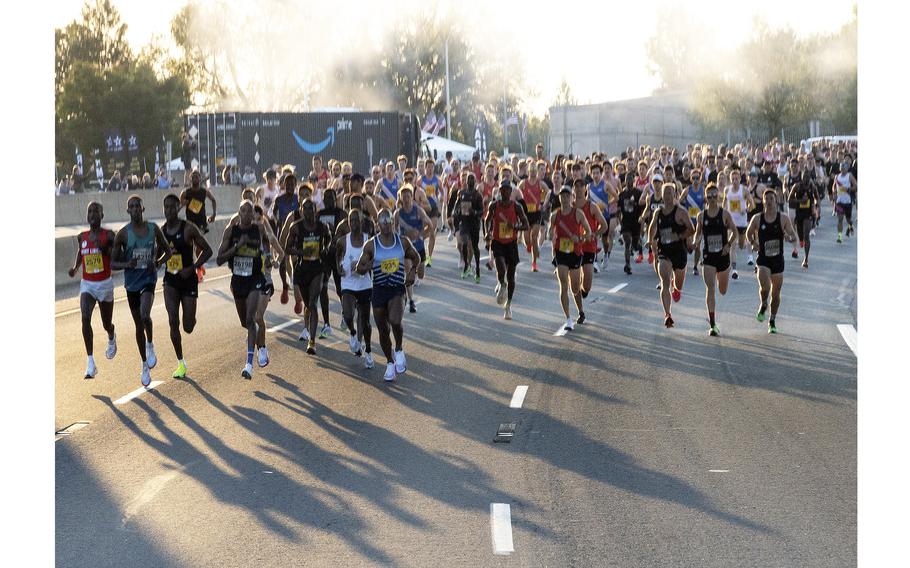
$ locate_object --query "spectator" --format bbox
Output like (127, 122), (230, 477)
(127, 174), (139, 191)
(241, 166), (255, 187)
(141, 172), (155, 189)
(156, 168), (170, 189)
(71, 165), (85, 193)
(106, 170), (123, 192)
(181, 131), (196, 184)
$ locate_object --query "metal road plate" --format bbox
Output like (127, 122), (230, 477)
(55, 421), (91, 437)
(494, 423), (517, 443)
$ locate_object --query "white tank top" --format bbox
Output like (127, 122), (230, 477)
(260, 184), (280, 218)
(725, 184), (748, 226)
(340, 233), (372, 292)
(836, 173), (853, 203)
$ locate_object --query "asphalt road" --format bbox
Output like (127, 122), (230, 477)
(55, 211), (857, 567)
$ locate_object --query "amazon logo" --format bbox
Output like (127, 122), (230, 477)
(292, 127), (335, 154)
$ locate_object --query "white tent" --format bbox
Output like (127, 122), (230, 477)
(420, 131), (477, 163)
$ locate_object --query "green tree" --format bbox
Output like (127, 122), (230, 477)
(55, 0), (131, 95)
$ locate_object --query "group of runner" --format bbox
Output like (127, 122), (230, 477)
(69, 138), (857, 385)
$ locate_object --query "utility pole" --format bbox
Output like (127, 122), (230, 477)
(445, 36), (451, 140)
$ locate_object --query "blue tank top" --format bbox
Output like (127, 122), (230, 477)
(685, 185), (705, 220)
(372, 234), (406, 288)
(421, 175), (441, 207)
(588, 180), (609, 210)
(381, 177), (399, 204)
(274, 194), (299, 226)
(124, 222), (158, 292)
(398, 205), (425, 252)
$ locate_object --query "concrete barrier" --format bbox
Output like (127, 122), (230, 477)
(55, 185), (246, 227)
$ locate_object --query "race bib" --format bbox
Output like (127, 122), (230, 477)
(166, 254), (183, 274)
(559, 237), (574, 254)
(660, 227), (675, 244)
(800, 199), (811, 209)
(460, 202), (472, 216)
(233, 255), (253, 276)
(499, 222), (514, 239)
(526, 201), (538, 213)
(729, 200), (741, 213)
(623, 200), (635, 213)
(301, 241), (320, 261)
(84, 253), (104, 274)
(706, 234), (723, 254)
(132, 247), (153, 264)
(425, 184), (437, 198)
(380, 258), (400, 275)
(688, 206), (700, 219)
(763, 239), (780, 257)
(188, 199), (203, 214)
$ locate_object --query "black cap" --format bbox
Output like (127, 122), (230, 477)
(499, 180), (512, 190)
(350, 173), (365, 183)
(559, 185), (573, 194)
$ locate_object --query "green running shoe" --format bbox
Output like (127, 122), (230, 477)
(172, 360), (187, 379)
(768, 322), (778, 334)
(709, 325), (720, 337)
(756, 309), (766, 322)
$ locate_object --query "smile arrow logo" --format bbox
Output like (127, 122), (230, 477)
(292, 127), (335, 154)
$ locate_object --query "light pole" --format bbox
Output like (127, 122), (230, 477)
(445, 36), (451, 140)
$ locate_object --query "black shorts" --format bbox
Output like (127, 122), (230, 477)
(163, 274), (199, 298)
(230, 274), (266, 300)
(621, 221), (641, 237)
(372, 285), (405, 310)
(836, 203), (853, 219)
(702, 253), (730, 272)
(262, 280), (275, 298)
(582, 251), (597, 265)
(294, 264), (325, 290)
(342, 288), (372, 305)
(188, 216), (208, 234)
(491, 240), (520, 267)
(429, 206), (440, 218)
(526, 211), (542, 226)
(736, 226), (747, 237)
(126, 282), (156, 311)
(415, 246), (427, 263)
(552, 251), (582, 269)
(757, 256), (785, 275)
(658, 246), (687, 270)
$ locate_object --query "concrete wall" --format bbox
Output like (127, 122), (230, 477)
(55, 185), (245, 227)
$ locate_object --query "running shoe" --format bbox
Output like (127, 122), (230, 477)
(664, 314), (675, 328)
(474, 273), (480, 284)
(599, 259), (607, 272)
(105, 333), (117, 360)
(635, 252), (644, 264)
(496, 284), (507, 306)
(146, 342), (157, 369)
(84, 358), (97, 380)
(802, 259), (809, 269)
(756, 307), (767, 322)
(258, 347), (269, 368)
(791, 249), (798, 259)
(241, 363), (253, 380)
(425, 256), (432, 267)
(709, 324), (720, 337)
(576, 312), (586, 325)
(768, 322), (778, 334)
(564, 318), (574, 332)
(461, 268), (469, 279)
(141, 363), (151, 387)
(172, 360), (187, 379)
(593, 263), (600, 274)
(486, 259), (493, 271)
(394, 349), (407, 374)
(306, 340), (316, 355)
(531, 261), (538, 272)
(364, 352), (375, 369)
(693, 266), (699, 276)
(196, 265), (206, 283)
(731, 270), (739, 280)
(671, 288), (681, 303)
(349, 335), (361, 355)
(503, 304), (512, 320)
(280, 286), (290, 304)
(320, 323), (332, 338)
(384, 362), (396, 382)
(799, 241), (805, 249)
(447, 231), (454, 242)
(298, 327), (310, 342)
(409, 300), (417, 313)
(836, 233), (842, 243)
(656, 283), (661, 290)
(647, 250), (654, 264)
(747, 255), (754, 266)
(810, 228), (816, 237)
(294, 299), (303, 315)
(624, 264), (632, 275)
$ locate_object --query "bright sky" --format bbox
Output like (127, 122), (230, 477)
(53, 0), (856, 116)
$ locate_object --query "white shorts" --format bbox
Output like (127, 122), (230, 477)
(80, 277), (115, 303)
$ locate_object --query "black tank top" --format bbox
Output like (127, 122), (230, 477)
(702, 208), (727, 257)
(184, 187), (208, 227)
(293, 222), (327, 268)
(163, 220), (193, 282)
(656, 205), (685, 253)
(757, 211), (783, 262)
(228, 224), (262, 279)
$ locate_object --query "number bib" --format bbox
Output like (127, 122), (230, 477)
(526, 201), (538, 213)
(233, 256), (254, 276)
(188, 199), (204, 214)
(132, 248), (152, 264)
(499, 222), (514, 239)
(166, 254), (183, 274)
(729, 200), (741, 213)
(460, 202), (472, 216)
(800, 199), (811, 209)
(84, 253), (104, 274)
(380, 258), (400, 275)
(660, 227), (675, 244)
(763, 239), (780, 257)
(688, 206), (700, 219)
(624, 200), (635, 213)
(301, 241), (320, 261)
(706, 234), (723, 254)
(559, 237), (574, 254)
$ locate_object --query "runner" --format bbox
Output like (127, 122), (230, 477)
(179, 169), (216, 281)
(573, 179), (608, 303)
(833, 161), (857, 242)
(548, 185), (593, 330)
(336, 208), (375, 369)
(251, 204), (283, 368)
(418, 158), (442, 267)
(394, 185), (431, 313)
(484, 179), (530, 320)
(353, 209), (423, 382)
(273, 173), (300, 305)
(647, 183), (694, 328)
(692, 183), (737, 336)
(722, 172), (755, 280)
(68, 202), (117, 379)
(746, 189), (799, 333)
(680, 169), (706, 275)
(377, 161), (400, 210)
(285, 199), (332, 354)
(256, 169), (280, 223)
(316, 188), (346, 338)
(787, 170), (819, 268)
(161, 193), (212, 379)
(111, 195), (172, 386)
(518, 161), (548, 272)
(309, 155), (329, 189)
(617, 173), (644, 274)
(585, 163), (615, 273)
(450, 172), (485, 281)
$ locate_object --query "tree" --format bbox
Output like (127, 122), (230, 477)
(55, 0), (132, 95)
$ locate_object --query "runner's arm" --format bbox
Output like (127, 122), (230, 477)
(745, 215), (760, 251)
(418, 207), (433, 239)
(402, 237), (424, 282)
(205, 189), (217, 222)
(677, 208), (695, 241)
(592, 206), (608, 239)
(109, 228), (133, 270)
(68, 237), (83, 277)
(646, 214), (658, 250)
(723, 211), (738, 254)
(354, 240), (374, 275)
(546, 212), (558, 242)
(216, 225), (237, 265)
(781, 214), (799, 243)
(187, 224), (213, 269)
(153, 224), (173, 269)
(514, 203), (530, 232)
(692, 212), (704, 251)
(678, 185), (690, 202)
(576, 209), (592, 240)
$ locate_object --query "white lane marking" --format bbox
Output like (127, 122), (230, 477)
(267, 318), (301, 333)
(608, 282), (628, 294)
(490, 503), (515, 555)
(122, 469), (180, 524)
(509, 386), (529, 409)
(55, 273), (232, 318)
(708, 469), (730, 473)
(114, 381), (165, 405)
(837, 324), (857, 356)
